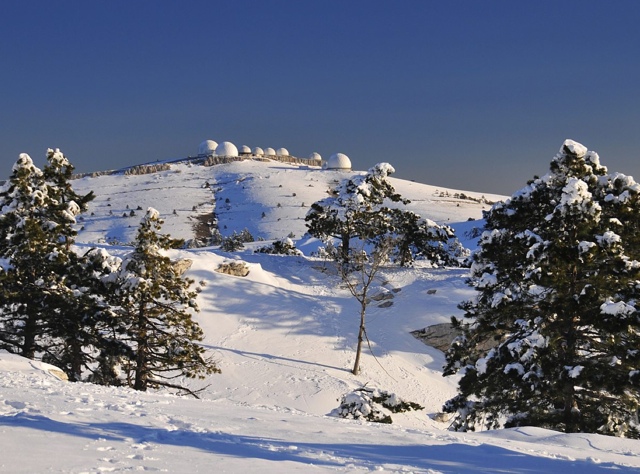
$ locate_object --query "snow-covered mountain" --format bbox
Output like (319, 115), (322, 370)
(2, 159), (639, 472)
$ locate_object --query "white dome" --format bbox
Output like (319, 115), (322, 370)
(198, 140), (218, 156)
(309, 152), (322, 161)
(276, 147), (289, 156)
(215, 141), (238, 157)
(326, 153), (351, 170)
(253, 147), (264, 156)
(239, 145), (251, 154)
(264, 147), (276, 156)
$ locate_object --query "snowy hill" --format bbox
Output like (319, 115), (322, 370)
(2, 158), (640, 472)
(70, 160), (501, 249)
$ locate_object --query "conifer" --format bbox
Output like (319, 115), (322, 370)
(444, 140), (640, 437)
(111, 208), (219, 393)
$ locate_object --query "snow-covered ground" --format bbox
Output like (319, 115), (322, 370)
(2, 158), (639, 472)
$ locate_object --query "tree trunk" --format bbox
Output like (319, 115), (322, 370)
(21, 313), (38, 359)
(563, 382), (576, 432)
(341, 232), (350, 264)
(134, 303), (148, 391)
(352, 304), (366, 375)
(68, 336), (83, 382)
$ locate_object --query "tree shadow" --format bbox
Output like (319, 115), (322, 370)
(0, 413), (632, 473)
(205, 345), (349, 373)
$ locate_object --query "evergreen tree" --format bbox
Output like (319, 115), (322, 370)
(42, 148), (94, 249)
(306, 163), (457, 266)
(111, 208), (219, 393)
(0, 153), (62, 358)
(443, 140), (640, 437)
(386, 209), (460, 266)
(0, 150), (102, 380)
(306, 163), (406, 263)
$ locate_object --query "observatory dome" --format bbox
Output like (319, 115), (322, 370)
(264, 147), (276, 157)
(325, 153), (352, 170)
(215, 141), (239, 157)
(198, 140), (218, 156)
(276, 148), (289, 156)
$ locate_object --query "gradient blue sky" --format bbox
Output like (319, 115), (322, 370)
(2, 1), (640, 194)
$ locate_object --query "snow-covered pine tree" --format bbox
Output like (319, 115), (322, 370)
(111, 208), (219, 394)
(443, 140), (640, 437)
(42, 148), (95, 249)
(306, 163), (457, 266)
(386, 209), (459, 266)
(0, 154), (51, 358)
(0, 150), (104, 380)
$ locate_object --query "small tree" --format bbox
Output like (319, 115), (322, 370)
(444, 140), (640, 437)
(112, 208), (219, 394)
(336, 238), (392, 375)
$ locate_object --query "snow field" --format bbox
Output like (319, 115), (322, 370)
(1, 159), (639, 472)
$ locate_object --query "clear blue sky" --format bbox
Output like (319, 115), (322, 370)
(2, 1), (640, 195)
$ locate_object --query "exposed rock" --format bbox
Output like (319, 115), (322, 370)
(173, 259), (193, 275)
(411, 323), (462, 352)
(371, 291), (394, 301)
(412, 322), (501, 353)
(48, 368), (69, 381)
(426, 289), (437, 295)
(216, 261), (250, 277)
(430, 412), (454, 423)
(378, 301), (393, 308)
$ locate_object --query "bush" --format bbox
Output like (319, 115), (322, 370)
(332, 387), (423, 424)
(255, 238), (302, 256)
(220, 228), (255, 252)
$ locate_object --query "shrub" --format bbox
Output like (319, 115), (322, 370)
(332, 387), (423, 424)
(255, 238), (302, 256)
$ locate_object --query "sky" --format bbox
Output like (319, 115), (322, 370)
(2, 1), (640, 195)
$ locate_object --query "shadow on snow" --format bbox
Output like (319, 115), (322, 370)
(0, 413), (631, 473)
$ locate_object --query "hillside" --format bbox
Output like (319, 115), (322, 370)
(70, 160), (502, 248)
(2, 159), (639, 472)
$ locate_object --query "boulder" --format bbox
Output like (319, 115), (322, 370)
(216, 261), (250, 277)
(173, 259), (193, 275)
(411, 323), (462, 352)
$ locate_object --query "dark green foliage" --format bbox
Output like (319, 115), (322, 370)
(110, 208), (219, 393)
(444, 140), (640, 437)
(220, 228), (254, 252)
(306, 163), (459, 266)
(255, 238), (302, 256)
(386, 209), (461, 266)
(0, 150), (99, 376)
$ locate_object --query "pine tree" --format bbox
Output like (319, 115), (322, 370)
(306, 163), (456, 266)
(0, 150), (103, 380)
(443, 140), (640, 437)
(306, 163), (405, 263)
(0, 153), (59, 358)
(111, 208), (219, 394)
(387, 209), (460, 266)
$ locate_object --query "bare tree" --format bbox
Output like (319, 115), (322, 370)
(338, 238), (393, 375)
